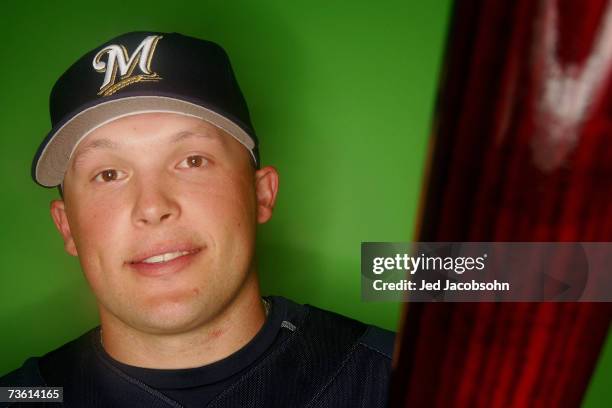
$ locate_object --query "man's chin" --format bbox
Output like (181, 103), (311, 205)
(99, 296), (214, 336)
(127, 309), (212, 335)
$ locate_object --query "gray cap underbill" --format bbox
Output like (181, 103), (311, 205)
(35, 96), (257, 187)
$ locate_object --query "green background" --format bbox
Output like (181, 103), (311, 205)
(0, 1), (608, 406)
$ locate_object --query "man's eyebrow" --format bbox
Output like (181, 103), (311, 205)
(71, 138), (119, 170)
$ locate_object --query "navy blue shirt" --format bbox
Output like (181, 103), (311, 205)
(0, 296), (395, 407)
(98, 296), (288, 407)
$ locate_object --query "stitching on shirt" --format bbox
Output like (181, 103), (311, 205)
(304, 340), (361, 408)
(91, 331), (184, 408)
(358, 326), (393, 359)
(205, 307), (309, 406)
(359, 341), (392, 359)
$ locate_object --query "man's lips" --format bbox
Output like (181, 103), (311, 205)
(127, 243), (202, 265)
(137, 250), (195, 264)
(126, 244), (203, 277)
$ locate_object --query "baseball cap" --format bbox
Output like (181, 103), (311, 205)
(32, 31), (259, 188)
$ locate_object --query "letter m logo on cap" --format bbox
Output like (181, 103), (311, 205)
(92, 35), (163, 96)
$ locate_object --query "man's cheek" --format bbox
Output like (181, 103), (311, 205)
(72, 208), (126, 270)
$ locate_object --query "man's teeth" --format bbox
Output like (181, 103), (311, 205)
(141, 251), (192, 264)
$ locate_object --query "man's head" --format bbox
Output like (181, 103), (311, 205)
(50, 112), (278, 334)
(32, 32), (278, 335)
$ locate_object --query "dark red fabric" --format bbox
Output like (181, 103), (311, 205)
(391, 0), (612, 406)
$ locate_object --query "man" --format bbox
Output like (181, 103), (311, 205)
(0, 31), (394, 407)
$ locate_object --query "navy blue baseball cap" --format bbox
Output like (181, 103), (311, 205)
(32, 31), (259, 187)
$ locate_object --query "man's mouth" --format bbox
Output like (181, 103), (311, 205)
(127, 245), (202, 277)
(138, 250), (197, 264)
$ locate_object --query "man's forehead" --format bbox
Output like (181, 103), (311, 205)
(76, 114), (225, 150)
(92, 113), (223, 138)
(68, 114), (229, 170)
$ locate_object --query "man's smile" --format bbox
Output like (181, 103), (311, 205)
(127, 244), (203, 277)
(140, 250), (197, 264)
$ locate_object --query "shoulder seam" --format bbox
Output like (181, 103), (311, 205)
(304, 340), (361, 408)
(358, 325), (395, 359)
(359, 340), (392, 359)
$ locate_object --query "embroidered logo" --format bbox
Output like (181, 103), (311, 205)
(93, 35), (163, 96)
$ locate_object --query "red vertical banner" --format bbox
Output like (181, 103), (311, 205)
(391, 0), (612, 407)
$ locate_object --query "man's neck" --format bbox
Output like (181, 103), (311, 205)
(98, 275), (267, 369)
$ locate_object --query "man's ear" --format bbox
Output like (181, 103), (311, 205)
(50, 200), (78, 256)
(254, 166), (279, 224)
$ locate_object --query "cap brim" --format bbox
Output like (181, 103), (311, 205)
(34, 95), (257, 187)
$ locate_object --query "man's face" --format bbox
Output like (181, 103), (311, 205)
(51, 112), (278, 335)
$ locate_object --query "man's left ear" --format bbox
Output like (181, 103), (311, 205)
(254, 166), (279, 224)
(50, 199), (78, 256)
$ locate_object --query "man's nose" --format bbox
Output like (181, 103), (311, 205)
(131, 179), (180, 226)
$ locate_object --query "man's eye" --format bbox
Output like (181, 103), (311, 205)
(178, 155), (208, 169)
(93, 169), (126, 182)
